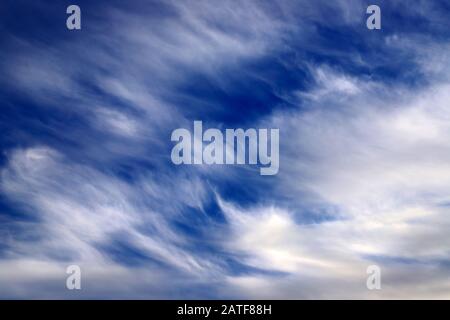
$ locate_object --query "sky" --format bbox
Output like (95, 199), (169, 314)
(0, 0), (449, 299)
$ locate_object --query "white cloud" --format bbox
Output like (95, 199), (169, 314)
(212, 52), (450, 298)
(0, 147), (220, 281)
(1, 0), (450, 299)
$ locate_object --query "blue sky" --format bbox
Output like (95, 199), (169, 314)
(0, 0), (450, 298)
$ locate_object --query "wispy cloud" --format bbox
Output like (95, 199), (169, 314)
(0, 0), (449, 298)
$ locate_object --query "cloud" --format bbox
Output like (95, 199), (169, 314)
(214, 49), (450, 298)
(0, 147), (222, 280)
(0, 0), (449, 299)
